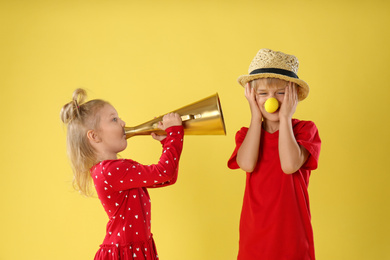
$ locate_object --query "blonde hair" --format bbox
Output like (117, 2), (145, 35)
(60, 88), (109, 196)
(250, 78), (290, 89)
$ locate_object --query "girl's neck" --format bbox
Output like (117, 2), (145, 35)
(97, 151), (118, 162)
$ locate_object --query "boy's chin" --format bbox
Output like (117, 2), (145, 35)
(263, 112), (280, 121)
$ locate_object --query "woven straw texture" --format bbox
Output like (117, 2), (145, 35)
(237, 49), (310, 101)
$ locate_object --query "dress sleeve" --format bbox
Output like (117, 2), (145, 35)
(294, 120), (321, 170)
(227, 127), (248, 169)
(101, 125), (184, 191)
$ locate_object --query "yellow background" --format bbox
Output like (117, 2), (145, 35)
(1, 1), (389, 259)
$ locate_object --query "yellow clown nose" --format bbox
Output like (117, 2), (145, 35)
(264, 97), (279, 113)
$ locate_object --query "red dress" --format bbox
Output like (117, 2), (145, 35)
(91, 126), (184, 260)
(228, 119), (321, 260)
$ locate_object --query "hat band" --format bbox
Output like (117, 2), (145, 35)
(250, 68), (299, 79)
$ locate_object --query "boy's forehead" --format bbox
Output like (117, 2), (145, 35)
(253, 79), (287, 89)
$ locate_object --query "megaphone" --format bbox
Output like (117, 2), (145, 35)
(125, 93), (226, 138)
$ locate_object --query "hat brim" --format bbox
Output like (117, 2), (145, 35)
(237, 73), (309, 101)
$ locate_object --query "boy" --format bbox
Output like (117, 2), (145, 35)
(228, 49), (321, 259)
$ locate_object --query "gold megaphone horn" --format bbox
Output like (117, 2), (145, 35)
(125, 93), (226, 138)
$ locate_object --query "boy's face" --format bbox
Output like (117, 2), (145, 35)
(253, 79), (292, 121)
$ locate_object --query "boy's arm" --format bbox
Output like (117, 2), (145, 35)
(237, 83), (262, 172)
(278, 83), (309, 174)
(237, 118), (262, 172)
(279, 118), (309, 174)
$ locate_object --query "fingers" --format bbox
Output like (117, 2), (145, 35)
(245, 83), (256, 102)
(157, 121), (163, 130)
(245, 83), (250, 97)
(293, 84), (298, 102)
(161, 112), (182, 130)
(245, 82), (262, 121)
(284, 82), (298, 103)
(284, 82), (289, 101)
(289, 83), (298, 103)
(280, 82), (298, 119)
(245, 83), (257, 106)
(163, 112), (182, 124)
(151, 132), (166, 141)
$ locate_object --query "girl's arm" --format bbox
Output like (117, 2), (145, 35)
(237, 83), (262, 173)
(147, 113), (182, 187)
(97, 114), (183, 190)
(146, 136), (179, 188)
(99, 125), (184, 191)
(278, 83), (309, 174)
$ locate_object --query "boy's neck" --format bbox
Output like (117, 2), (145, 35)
(262, 120), (280, 134)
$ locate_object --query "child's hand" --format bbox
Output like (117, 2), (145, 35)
(151, 113), (182, 141)
(151, 132), (166, 141)
(279, 82), (298, 120)
(245, 83), (262, 122)
(159, 113), (182, 130)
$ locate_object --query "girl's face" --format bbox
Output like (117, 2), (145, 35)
(253, 79), (289, 121)
(95, 104), (127, 159)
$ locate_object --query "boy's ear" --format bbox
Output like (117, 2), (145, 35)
(87, 130), (101, 143)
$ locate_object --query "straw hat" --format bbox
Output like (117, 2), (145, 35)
(237, 48), (309, 101)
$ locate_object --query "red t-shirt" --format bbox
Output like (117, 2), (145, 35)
(91, 126), (184, 260)
(228, 119), (321, 260)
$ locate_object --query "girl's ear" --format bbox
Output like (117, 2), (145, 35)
(87, 130), (101, 143)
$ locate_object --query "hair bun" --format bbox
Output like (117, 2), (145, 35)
(60, 88), (88, 124)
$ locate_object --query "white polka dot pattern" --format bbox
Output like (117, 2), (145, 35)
(91, 126), (184, 259)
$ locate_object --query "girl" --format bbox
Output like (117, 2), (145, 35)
(228, 49), (321, 259)
(60, 88), (184, 259)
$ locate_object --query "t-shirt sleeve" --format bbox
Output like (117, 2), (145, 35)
(101, 125), (184, 191)
(227, 127), (248, 169)
(294, 121), (321, 170)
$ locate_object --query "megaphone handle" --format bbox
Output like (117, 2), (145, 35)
(181, 114), (194, 121)
(152, 115), (193, 128)
(151, 115), (193, 128)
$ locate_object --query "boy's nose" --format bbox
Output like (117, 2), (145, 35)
(264, 97), (279, 113)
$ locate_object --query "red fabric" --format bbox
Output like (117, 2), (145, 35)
(91, 126), (184, 260)
(228, 119), (321, 260)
